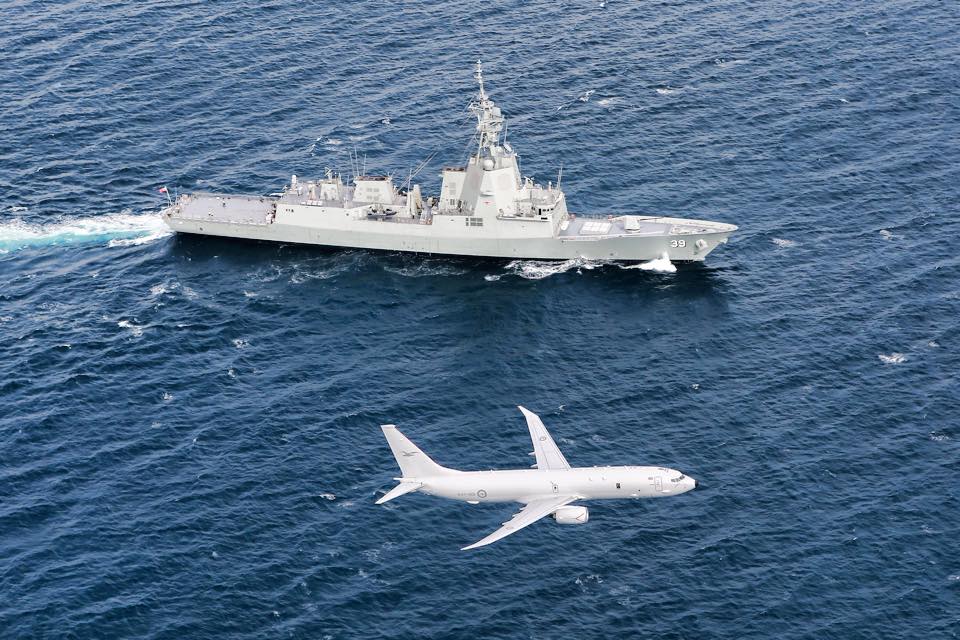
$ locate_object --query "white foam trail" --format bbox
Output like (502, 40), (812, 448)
(878, 353), (906, 364)
(503, 257), (604, 280)
(655, 87), (678, 95)
(0, 212), (171, 252)
(383, 262), (468, 278)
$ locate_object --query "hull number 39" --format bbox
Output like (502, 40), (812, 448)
(670, 239), (687, 248)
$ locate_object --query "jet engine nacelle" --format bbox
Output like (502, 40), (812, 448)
(553, 506), (589, 525)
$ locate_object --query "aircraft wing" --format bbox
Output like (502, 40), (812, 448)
(461, 495), (577, 550)
(518, 406), (571, 471)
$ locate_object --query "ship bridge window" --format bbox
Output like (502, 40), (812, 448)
(466, 217), (483, 227)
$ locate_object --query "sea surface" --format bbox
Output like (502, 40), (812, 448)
(2, 1), (959, 638)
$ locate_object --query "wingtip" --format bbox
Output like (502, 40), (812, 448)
(461, 536), (494, 551)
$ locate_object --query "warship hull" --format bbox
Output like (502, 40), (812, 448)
(161, 63), (737, 263)
(163, 195), (735, 262)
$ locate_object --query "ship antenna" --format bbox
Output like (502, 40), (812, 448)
(470, 59), (505, 156)
(475, 59), (487, 102)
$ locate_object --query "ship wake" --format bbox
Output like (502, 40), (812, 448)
(0, 212), (171, 253)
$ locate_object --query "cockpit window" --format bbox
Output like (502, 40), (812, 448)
(670, 474), (686, 483)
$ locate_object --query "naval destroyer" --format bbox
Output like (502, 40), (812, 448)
(161, 62), (737, 262)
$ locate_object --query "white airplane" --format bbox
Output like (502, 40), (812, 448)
(376, 406), (698, 550)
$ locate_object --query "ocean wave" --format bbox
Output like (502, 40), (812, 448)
(878, 352), (905, 364)
(0, 211), (171, 252)
(117, 319), (145, 337)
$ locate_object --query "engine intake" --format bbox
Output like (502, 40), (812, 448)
(553, 506), (589, 525)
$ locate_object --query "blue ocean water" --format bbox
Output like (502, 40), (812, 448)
(2, 0), (959, 637)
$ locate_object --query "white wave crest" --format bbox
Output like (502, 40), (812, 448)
(772, 237), (797, 248)
(0, 212), (171, 252)
(878, 352), (906, 364)
(118, 319), (145, 337)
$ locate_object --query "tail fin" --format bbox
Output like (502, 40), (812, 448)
(380, 424), (453, 478)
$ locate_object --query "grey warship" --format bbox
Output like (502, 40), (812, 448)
(162, 62), (737, 262)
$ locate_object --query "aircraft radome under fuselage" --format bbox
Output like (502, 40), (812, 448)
(376, 406), (698, 550)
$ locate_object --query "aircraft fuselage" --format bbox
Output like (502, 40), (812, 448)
(414, 465), (697, 503)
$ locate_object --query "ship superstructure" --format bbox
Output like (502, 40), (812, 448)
(162, 62), (736, 262)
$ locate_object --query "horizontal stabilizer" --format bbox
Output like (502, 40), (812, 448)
(376, 481), (422, 505)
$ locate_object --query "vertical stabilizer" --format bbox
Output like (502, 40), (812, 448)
(380, 425), (454, 478)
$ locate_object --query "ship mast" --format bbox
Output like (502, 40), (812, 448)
(470, 60), (505, 156)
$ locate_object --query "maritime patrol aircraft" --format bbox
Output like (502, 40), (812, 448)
(376, 406), (698, 550)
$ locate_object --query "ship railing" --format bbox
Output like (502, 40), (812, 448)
(366, 215), (430, 225)
(172, 213), (272, 226)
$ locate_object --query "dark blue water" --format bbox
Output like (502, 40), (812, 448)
(2, 1), (959, 638)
